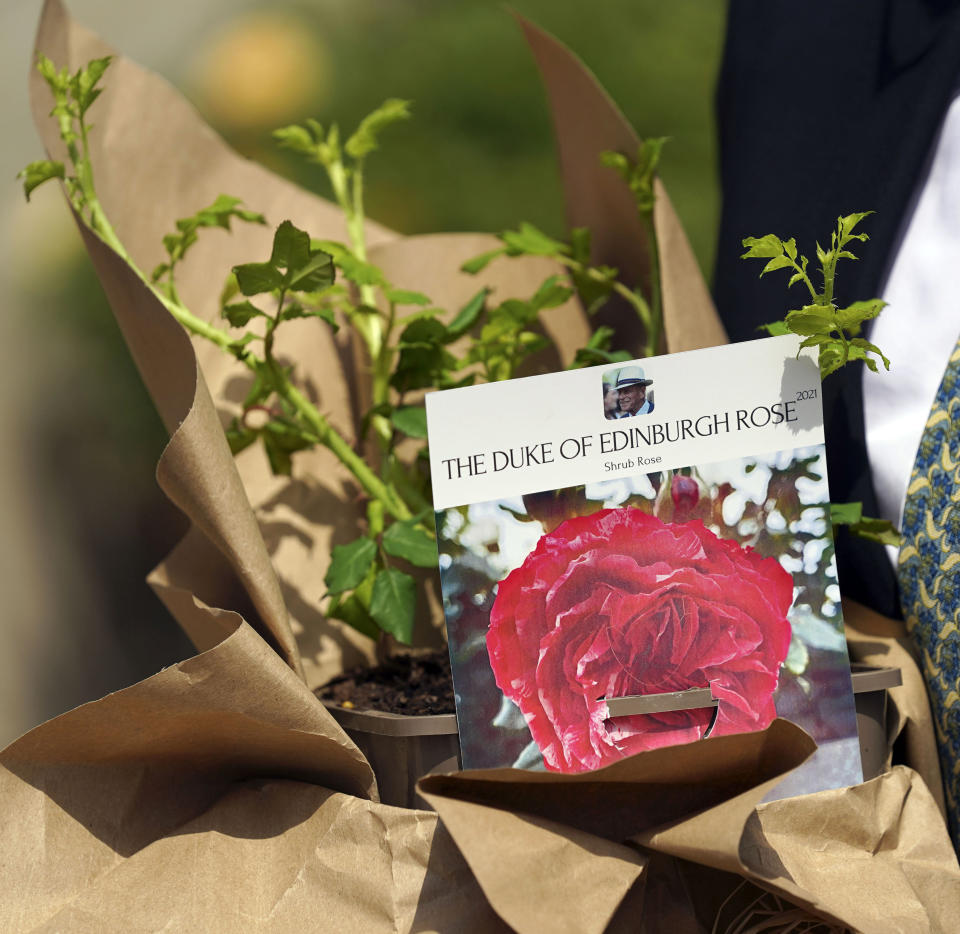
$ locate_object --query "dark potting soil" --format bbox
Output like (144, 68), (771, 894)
(316, 649), (456, 715)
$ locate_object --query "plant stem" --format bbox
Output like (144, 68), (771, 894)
(638, 211), (663, 356)
(283, 383), (411, 521)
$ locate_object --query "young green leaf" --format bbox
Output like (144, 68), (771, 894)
(460, 247), (505, 275)
(760, 255), (795, 276)
(400, 317), (448, 346)
(261, 420), (314, 475)
(278, 301), (338, 329)
(324, 537), (378, 595)
(835, 299), (886, 334)
(234, 262), (283, 296)
(369, 567), (416, 644)
(741, 234), (785, 260)
(326, 593), (379, 641)
(446, 288), (488, 339)
(569, 326), (631, 368)
(225, 418), (259, 456)
(830, 501), (863, 526)
(386, 289), (431, 306)
(382, 519), (438, 567)
(783, 305), (836, 336)
(288, 251), (335, 292)
(501, 222), (568, 257)
(272, 124), (316, 155)
(848, 515), (900, 546)
(223, 301), (266, 328)
(345, 99), (412, 159)
(529, 275), (573, 311)
(17, 160), (65, 200)
(72, 56), (113, 116)
(335, 253), (385, 287)
(270, 219), (311, 271)
(390, 406), (428, 439)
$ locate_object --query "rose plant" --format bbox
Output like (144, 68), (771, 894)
(23, 42), (893, 730)
(486, 508), (793, 773)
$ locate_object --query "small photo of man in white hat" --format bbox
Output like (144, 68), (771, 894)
(603, 365), (654, 419)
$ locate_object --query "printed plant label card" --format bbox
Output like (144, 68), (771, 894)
(426, 335), (862, 797)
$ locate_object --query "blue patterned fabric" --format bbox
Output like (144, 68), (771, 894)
(898, 340), (960, 852)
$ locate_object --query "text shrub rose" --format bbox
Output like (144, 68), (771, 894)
(487, 508), (793, 772)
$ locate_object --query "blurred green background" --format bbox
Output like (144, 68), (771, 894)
(0, 0), (725, 745)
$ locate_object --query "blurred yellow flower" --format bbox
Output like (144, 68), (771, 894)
(188, 11), (330, 131)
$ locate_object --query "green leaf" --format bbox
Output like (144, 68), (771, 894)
(223, 301), (266, 327)
(326, 593), (379, 641)
(758, 320), (790, 336)
(830, 501), (863, 526)
(784, 305), (836, 337)
(233, 262), (283, 296)
(270, 220), (311, 271)
(400, 317), (448, 345)
(324, 537), (378, 595)
(760, 255), (794, 276)
(570, 227), (592, 265)
(741, 234), (783, 259)
(460, 247), (505, 275)
(260, 419), (314, 475)
(390, 405), (428, 439)
(18, 160), (65, 200)
(391, 345), (456, 393)
(599, 151), (629, 175)
(369, 568), (416, 644)
(501, 222), (568, 257)
(569, 326), (630, 368)
(279, 302), (339, 330)
(839, 212), (872, 242)
(336, 253), (385, 287)
(225, 418), (258, 456)
(74, 56), (113, 115)
(345, 99), (411, 159)
(382, 520), (438, 567)
(289, 251), (335, 292)
(602, 139), (667, 213)
(228, 332), (258, 359)
(272, 124), (316, 156)
(386, 289), (431, 306)
(819, 345), (846, 379)
(850, 337), (891, 370)
(849, 516), (901, 547)
(783, 238), (797, 261)
(831, 502), (900, 545)
(36, 54), (65, 93)
(446, 288), (488, 339)
(530, 275), (573, 311)
(835, 299), (886, 333)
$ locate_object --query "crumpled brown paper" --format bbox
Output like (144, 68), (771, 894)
(4, 1), (958, 930)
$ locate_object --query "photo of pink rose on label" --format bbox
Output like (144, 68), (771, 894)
(436, 450), (862, 796)
(427, 337), (863, 798)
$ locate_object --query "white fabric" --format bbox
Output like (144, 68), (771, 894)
(863, 91), (960, 568)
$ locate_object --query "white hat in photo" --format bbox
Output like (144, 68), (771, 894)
(615, 365), (653, 388)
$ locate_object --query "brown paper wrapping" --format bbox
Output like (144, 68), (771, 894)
(5, 1), (957, 930)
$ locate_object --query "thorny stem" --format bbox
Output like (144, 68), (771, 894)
(557, 255), (659, 356)
(68, 104), (416, 523)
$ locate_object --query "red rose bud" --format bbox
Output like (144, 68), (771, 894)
(487, 509), (793, 774)
(671, 474), (700, 516)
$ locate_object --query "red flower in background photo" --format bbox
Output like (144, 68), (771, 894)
(487, 508), (794, 773)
